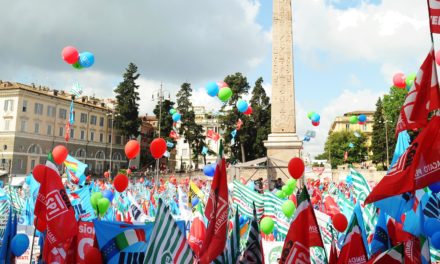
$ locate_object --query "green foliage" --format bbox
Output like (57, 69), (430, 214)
(153, 99), (175, 143)
(176, 82), (206, 169)
(319, 131), (369, 169)
(218, 73), (250, 163)
(371, 98), (388, 168)
(114, 63), (141, 138)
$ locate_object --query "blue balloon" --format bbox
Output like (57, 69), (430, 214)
(358, 114), (367, 123)
(78, 52), (95, 68)
(11, 234), (29, 257)
(311, 113), (321, 123)
(206, 82), (219, 97)
(424, 218), (440, 237)
(432, 232), (440, 250)
(429, 181), (440, 193)
(236, 100), (248, 113)
(203, 164), (215, 177)
(102, 190), (114, 202)
(172, 113), (181, 122)
(166, 141), (174, 148)
(192, 197), (199, 207)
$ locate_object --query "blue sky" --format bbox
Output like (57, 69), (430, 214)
(0, 0), (434, 157)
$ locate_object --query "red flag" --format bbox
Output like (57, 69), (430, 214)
(403, 236), (421, 264)
(386, 218), (412, 246)
(34, 160), (78, 246)
(280, 187), (324, 264)
(324, 196), (340, 218)
(337, 217), (368, 264)
(188, 212), (206, 257)
(366, 115), (440, 204)
(395, 48), (440, 136)
(199, 142), (228, 264)
(206, 130), (220, 141)
(329, 239), (338, 264)
(428, 0), (440, 34)
(76, 221), (95, 264)
(64, 122), (70, 142)
(43, 236), (77, 264)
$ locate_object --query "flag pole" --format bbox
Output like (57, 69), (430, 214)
(29, 217), (38, 264)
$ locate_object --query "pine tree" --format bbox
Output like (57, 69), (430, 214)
(218, 73), (251, 163)
(114, 63), (141, 139)
(371, 98), (388, 169)
(176, 82), (206, 170)
(153, 99), (175, 140)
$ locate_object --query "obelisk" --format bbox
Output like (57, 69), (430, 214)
(264, 0), (302, 164)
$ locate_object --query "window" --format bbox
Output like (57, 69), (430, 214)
(90, 131), (94, 141)
(345, 124), (350, 131)
(4, 119), (10, 131)
(90, 115), (97, 125)
(59, 108), (67, 119)
(30, 160), (36, 170)
(47, 125), (52, 136)
(116, 135), (122, 144)
(76, 148), (86, 158)
(70, 129), (74, 139)
(47, 106), (55, 117)
(99, 117), (104, 127)
(18, 159), (23, 169)
(96, 151), (104, 159)
(108, 118), (113, 128)
(34, 103), (43, 115)
(363, 124), (367, 131)
(108, 134), (112, 143)
(34, 123), (40, 134)
(80, 130), (85, 140)
(4, 100), (14, 112)
(20, 120), (26, 132)
(99, 133), (103, 143)
(22, 100), (27, 112)
(59, 126), (64, 137)
(80, 113), (87, 123)
(28, 144), (41, 154)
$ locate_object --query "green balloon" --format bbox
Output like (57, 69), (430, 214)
(218, 87), (233, 102)
(287, 179), (297, 190)
(90, 192), (103, 210)
(406, 73), (416, 87)
(72, 62), (83, 70)
(260, 216), (275, 235)
(284, 185), (294, 196)
(307, 111), (316, 120)
(281, 185), (289, 194)
(282, 200), (296, 218)
(97, 197), (111, 216)
(170, 109), (177, 115)
(276, 190), (284, 198)
(349, 115), (358, 124)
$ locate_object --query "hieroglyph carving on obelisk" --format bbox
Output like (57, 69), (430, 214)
(271, 0), (296, 134)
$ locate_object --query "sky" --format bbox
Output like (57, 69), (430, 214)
(0, 0), (436, 157)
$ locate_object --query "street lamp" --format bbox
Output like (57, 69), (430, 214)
(379, 119), (390, 169)
(151, 83), (171, 186)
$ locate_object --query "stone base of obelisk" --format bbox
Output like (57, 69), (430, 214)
(264, 133), (303, 190)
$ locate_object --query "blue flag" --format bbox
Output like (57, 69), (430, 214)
(353, 202), (370, 257)
(20, 174), (39, 225)
(64, 155), (87, 186)
(374, 131), (413, 221)
(69, 100), (74, 124)
(70, 187), (96, 221)
(0, 208), (13, 263)
(403, 190), (429, 236)
(370, 210), (390, 256)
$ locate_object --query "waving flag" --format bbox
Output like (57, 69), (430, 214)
(199, 140), (229, 264)
(144, 199), (194, 264)
(395, 48), (440, 136)
(238, 204), (264, 263)
(188, 211), (206, 257)
(233, 180), (264, 219)
(429, 0), (440, 33)
(70, 186), (96, 221)
(64, 155), (87, 186)
(366, 116), (440, 204)
(337, 216), (368, 264)
(370, 211), (390, 256)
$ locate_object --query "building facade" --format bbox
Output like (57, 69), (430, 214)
(175, 106), (222, 171)
(0, 81), (128, 181)
(329, 110), (375, 146)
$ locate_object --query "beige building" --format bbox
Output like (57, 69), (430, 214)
(0, 81), (129, 181)
(329, 110), (375, 146)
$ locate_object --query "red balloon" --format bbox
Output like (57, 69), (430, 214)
(52, 145), (68, 164)
(32, 164), (46, 183)
(244, 106), (253, 115)
(125, 140), (140, 159)
(150, 138), (167, 159)
(84, 247), (103, 264)
(217, 81), (229, 88)
(126, 169), (132, 175)
(114, 174), (129, 192)
(61, 46), (79, 64)
(104, 171), (110, 178)
(393, 73), (406, 88)
(332, 213), (348, 232)
(436, 50), (440, 66)
(139, 178), (144, 183)
(289, 194), (297, 208)
(312, 121), (320, 126)
(288, 157), (305, 179)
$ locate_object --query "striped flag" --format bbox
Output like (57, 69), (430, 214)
(366, 243), (403, 263)
(263, 191), (292, 236)
(144, 199), (194, 263)
(431, 247), (440, 262)
(115, 229), (146, 251)
(213, 208), (242, 264)
(233, 180), (264, 219)
(238, 204), (264, 263)
(314, 210), (333, 248)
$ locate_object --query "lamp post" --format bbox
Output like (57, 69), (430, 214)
(151, 83), (170, 186)
(106, 112), (116, 177)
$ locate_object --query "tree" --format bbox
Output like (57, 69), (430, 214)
(382, 86), (407, 164)
(218, 73), (251, 163)
(317, 131), (369, 169)
(245, 77), (271, 160)
(176, 82), (205, 170)
(153, 99), (175, 140)
(114, 63), (141, 139)
(371, 98), (388, 169)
